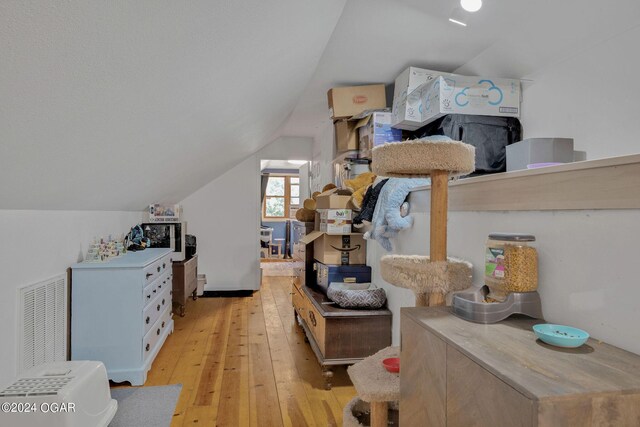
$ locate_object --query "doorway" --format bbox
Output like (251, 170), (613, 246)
(259, 160), (309, 277)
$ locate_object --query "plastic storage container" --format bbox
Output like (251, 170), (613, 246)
(315, 261), (371, 294)
(485, 233), (538, 302)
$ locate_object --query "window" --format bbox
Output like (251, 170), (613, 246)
(263, 175), (300, 219)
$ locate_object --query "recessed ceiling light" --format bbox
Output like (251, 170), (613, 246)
(449, 8), (467, 26)
(288, 160), (307, 165)
(460, 0), (482, 12)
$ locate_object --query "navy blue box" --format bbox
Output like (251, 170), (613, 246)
(315, 261), (371, 294)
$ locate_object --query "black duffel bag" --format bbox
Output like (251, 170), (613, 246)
(414, 114), (522, 175)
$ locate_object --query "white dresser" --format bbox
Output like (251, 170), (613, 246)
(71, 248), (174, 385)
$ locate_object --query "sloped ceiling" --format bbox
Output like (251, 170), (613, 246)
(281, 0), (640, 138)
(3, 0), (639, 211)
(0, 0), (346, 210)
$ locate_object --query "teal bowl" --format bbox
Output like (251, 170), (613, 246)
(533, 324), (589, 348)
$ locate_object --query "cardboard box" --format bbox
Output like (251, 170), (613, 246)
(392, 67), (445, 109)
(357, 112), (403, 159)
(319, 209), (352, 234)
(328, 85), (387, 120)
(506, 138), (574, 171)
(315, 188), (352, 210)
(421, 76), (521, 126)
(300, 231), (366, 265)
(391, 67), (450, 131)
(391, 89), (424, 131)
(334, 119), (358, 153)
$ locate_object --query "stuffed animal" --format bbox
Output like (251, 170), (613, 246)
(295, 194), (321, 223)
(344, 172), (376, 211)
(322, 183), (337, 192)
(295, 207), (315, 222)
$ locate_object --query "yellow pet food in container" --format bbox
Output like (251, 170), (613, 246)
(485, 233), (538, 302)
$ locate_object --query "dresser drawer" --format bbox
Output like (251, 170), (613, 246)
(143, 254), (173, 284)
(143, 285), (171, 335)
(156, 271), (171, 296)
(304, 297), (326, 354)
(143, 306), (172, 362)
(292, 284), (305, 317)
(143, 269), (171, 308)
(143, 281), (157, 306)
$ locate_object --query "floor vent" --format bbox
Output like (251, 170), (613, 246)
(18, 274), (68, 374)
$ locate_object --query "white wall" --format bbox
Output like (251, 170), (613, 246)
(458, 23), (640, 161)
(0, 209), (142, 386)
(367, 191), (640, 356)
(180, 137), (313, 291)
(311, 122), (335, 192)
(519, 25), (640, 160)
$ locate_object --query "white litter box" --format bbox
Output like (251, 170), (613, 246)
(0, 361), (117, 427)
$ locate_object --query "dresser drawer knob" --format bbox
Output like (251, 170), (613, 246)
(145, 343), (150, 352)
(159, 284), (162, 289)
(162, 298), (165, 305)
(153, 289), (157, 293)
(157, 304), (160, 311)
(146, 316), (150, 324)
(157, 266), (161, 272)
(156, 328), (160, 336)
(147, 294), (151, 299)
(146, 273), (153, 279)
(162, 321), (165, 328)
(163, 263), (166, 269)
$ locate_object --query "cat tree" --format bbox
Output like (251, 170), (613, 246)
(372, 139), (476, 307)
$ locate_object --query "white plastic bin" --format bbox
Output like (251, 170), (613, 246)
(197, 274), (206, 296)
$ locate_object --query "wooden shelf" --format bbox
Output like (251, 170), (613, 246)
(409, 153), (640, 211)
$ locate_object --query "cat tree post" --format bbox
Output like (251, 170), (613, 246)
(428, 169), (448, 306)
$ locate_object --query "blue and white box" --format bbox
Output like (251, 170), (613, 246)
(420, 76), (521, 126)
(357, 112), (403, 158)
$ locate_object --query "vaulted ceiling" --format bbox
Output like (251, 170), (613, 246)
(2, 0), (639, 210)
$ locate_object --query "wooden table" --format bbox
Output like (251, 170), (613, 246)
(401, 307), (640, 426)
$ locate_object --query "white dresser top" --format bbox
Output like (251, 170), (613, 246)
(72, 248), (173, 269)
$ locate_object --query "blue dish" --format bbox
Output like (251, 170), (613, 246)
(533, 324), (589, 348)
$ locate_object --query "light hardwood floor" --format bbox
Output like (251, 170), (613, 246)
(126, 275), (356, 426)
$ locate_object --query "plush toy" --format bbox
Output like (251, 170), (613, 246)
(311, 191), (321, 200)
(295, 195), (320, 222)
(322, 183), (337, 192)
(344, 172), (376, 211)
(295, 207), (315, 222)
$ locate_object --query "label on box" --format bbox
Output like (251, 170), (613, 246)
(421, 76), (521, 125)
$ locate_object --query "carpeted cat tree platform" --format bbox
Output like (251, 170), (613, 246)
(372, 139), (476, 307)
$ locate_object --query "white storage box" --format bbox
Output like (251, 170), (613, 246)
(319, 209), (352, 234)
(197, 274), (207, 296)
(392, 67), (444, 108)
(506, 138), (575, 171)
(421, 75), (521, 126)
(0, 361), (117, 427)
(391, 89), (424, 130)
(392, 67), (450, 130)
